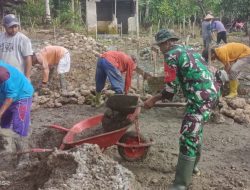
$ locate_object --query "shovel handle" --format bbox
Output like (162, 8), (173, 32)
(154, 102), (187, 107)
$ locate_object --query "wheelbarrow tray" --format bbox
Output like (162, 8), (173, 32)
(59, 114), (131, 150)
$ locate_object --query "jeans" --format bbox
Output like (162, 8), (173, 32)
(95, 58), (124, 94)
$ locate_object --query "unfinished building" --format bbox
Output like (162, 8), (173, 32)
(85, 0), (137, 34)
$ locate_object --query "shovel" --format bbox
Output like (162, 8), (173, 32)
(106, 95), (187, 114)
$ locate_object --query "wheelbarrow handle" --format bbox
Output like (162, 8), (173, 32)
(16, 148), (54, 155)
(129, 102), (187, 109)
(50, 124), (70, 132)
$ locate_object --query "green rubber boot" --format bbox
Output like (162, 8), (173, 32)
(59, 74), (68, 95)
(169, 153), (196, 190)
(193, 146), (201, 176)
(91, 92), (104, 107)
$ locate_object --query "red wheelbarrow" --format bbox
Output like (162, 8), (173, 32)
(24, 104), (153, 162)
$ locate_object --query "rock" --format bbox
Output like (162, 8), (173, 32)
(219, 98), (228, 109)
(69, 97), (78, 104)
(53, 92), (61, 98)
(246, 98), (250, 104)
(46, 101), (55, 108)
(54, 102), (63, 108)
(39, 88), (52, 96)
(77, 96), (85, 105)
(151, 178), (158, 184)
(211, 111), (225, 124)
(220, 108), (235, 118)
(38, 96), (50, 104)
(57, 97), (70, 104)
(80, 89), (91, 96)
(243, 104), (250, 114)
(31, 103), (40, 111)
(104, 90), (115, 97)
(226, 97), (246, 109)
(235, 108), (244, 116)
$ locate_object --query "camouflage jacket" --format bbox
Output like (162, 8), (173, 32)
(163, 44), (218, 104)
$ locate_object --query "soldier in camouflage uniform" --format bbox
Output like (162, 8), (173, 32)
(144, 29), (220, 190)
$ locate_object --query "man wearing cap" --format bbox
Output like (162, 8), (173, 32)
(203, 42), (250, 98)
(0, 60), (34, 168)
(32, 45), (71, 93)
(202, 14), (214, 50)
(93, 50), (137, 107)
(144, 29), (219, 190)
(0, 14), (33, 79)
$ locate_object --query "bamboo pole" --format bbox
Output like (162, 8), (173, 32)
(157, 19), (160, 31)
(95, 25), (98, 41)
(192, 13), (196, 38)
(183, 15), (185, 35)
(208, 43), (211, 65)
(136, 0), (139, 39)
(53, 25), (56, 43)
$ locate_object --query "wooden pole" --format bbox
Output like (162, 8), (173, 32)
(120, 22), (122, 37)
(53, 25), (56, 43)
(115, 0), (117, 34)
(153, 51), (156, 76)
(95, 25), (98, 41)
(157, 19), (160, 31)
(71, 0), (75, 24)
(136, 0), (139, 39)
(18, 14), (21, 31)
(192, 12), (196, 38)
(114, 0), (117, 18)
(208, 43), (211, 65)
(183, 15), (185, 35)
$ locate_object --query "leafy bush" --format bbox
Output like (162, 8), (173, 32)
(16, 0), (45, 27)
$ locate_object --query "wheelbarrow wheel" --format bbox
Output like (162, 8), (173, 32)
(118, 131), (149, 162)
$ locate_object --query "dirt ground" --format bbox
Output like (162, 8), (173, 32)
(0, 29), (249, 190)
(30, 104), (249, 190)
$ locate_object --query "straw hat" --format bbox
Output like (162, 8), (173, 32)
(204, 14), (214, 20)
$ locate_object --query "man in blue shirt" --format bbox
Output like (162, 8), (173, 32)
(0, 60), (34, 168)
(212, 18), (227, 45)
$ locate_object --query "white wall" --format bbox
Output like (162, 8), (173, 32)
(86, 0), (97, 33)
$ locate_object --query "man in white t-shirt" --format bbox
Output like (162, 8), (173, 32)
(0, 14), (33, 80)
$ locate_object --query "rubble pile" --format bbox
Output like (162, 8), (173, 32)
(31, 33), (106, 108)
(40, 144), (141, 190)
(31, 84), (115, 109)
(218, 97), (250, 124)
(30, 32), (156, 109)
(0, 144), (141, 190)
(31, 33), (107, 92)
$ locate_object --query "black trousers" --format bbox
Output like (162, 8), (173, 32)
(217, 31), (227, 44)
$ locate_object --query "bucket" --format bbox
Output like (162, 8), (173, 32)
(147, 76), (165, 94)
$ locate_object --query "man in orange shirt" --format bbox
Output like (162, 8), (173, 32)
(203, 42), (250, 98)
(33, 45), (71, 93)
(94, 51), (136, 106)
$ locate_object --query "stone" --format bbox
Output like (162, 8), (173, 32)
(226, 97), (246, 109)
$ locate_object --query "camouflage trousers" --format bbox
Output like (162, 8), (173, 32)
(179, 100), (215, 157)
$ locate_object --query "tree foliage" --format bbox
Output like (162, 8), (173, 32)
(11, 0), (250, 31)
(16, 0), (45, 26)
(220, 0), (250, 20)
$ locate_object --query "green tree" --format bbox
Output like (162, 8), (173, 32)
(16, 0), (45, 27)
